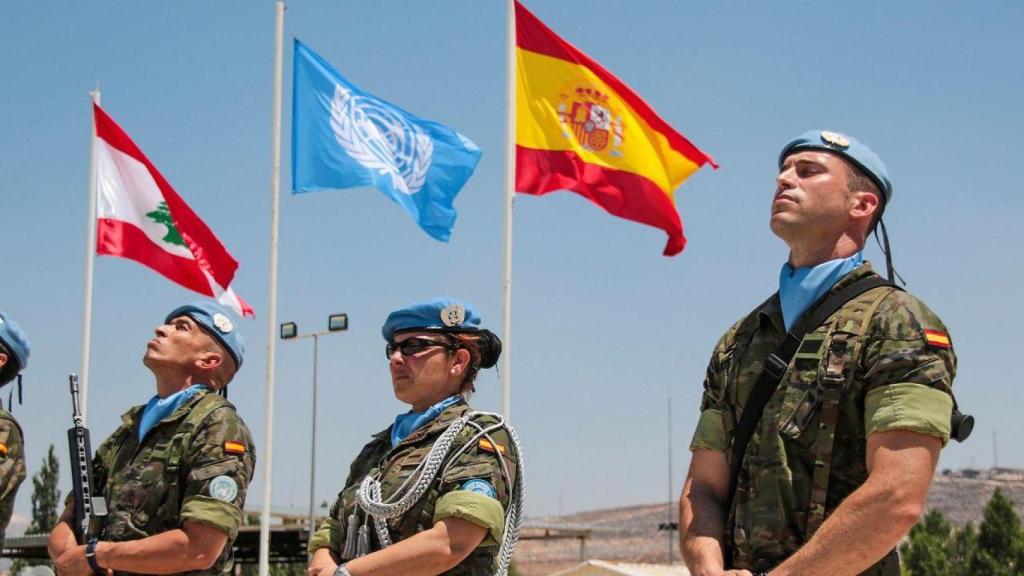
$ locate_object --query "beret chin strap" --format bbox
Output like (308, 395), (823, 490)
(874, 217), (905, 286)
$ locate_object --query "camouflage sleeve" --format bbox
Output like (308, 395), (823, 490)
(860, 291), (956, 443)
(689, 320), (742, 453)
(308, 436), (387, 554)
(0, 418), (26, 546)
(179, 408), (256, 540)
(432, 422), (518, 547)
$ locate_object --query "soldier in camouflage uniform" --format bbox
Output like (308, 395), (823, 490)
(308, 298), (522, 576)
(680, 131), (957, 576)
(0, 311), (30, 550)
(48, 302), (255, 576)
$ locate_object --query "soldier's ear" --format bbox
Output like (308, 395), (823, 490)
(196, 352), (224, 372)
(850, 190), (880, 222)
(451, 348), (471, 375)
(0, 353), (7, 370)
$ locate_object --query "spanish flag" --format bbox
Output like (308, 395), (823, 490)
(514, 1), (717, 256)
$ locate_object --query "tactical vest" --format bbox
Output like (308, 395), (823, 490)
(93, 392), (238, 575)
(726, 283), (901, 575)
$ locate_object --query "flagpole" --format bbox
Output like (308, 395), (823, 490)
(80, 88), (100, 424)
(501, 0), (515, 419)
(259, 3), (285, 576)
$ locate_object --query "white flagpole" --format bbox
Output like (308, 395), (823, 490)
(501, 0), (516, 419)
(80, 88), (101, 424)
(259, 3), (285, 576)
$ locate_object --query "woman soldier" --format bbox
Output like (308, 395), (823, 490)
(307, 298), (524, 576)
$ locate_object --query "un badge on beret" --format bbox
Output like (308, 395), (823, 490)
(213, 313), (234, 334)
(440, 303), (466, 327)
(209, 475), (238, 502)
(820, 130), (850, 148)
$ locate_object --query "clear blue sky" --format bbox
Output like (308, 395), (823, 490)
(1, 1), (1021, 531)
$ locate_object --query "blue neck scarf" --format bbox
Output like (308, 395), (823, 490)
(391, 395), (461, 447)
(138, 384), (208, 441)
(779, 252), (863, 332)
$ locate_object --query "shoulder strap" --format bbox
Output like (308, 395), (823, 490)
(724, 275), (894, 565)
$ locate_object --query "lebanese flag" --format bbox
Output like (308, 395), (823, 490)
(93, 104), (254, 317)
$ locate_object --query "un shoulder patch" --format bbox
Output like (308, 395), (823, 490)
(460, 478), (497, 499)
(209, 475), (239, 502)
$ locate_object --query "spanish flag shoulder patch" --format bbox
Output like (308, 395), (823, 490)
(479, 439), (506, 454)
(0, 443), (8, 457)
(224, 441), (246, 455)
(923, 329), (952, 349)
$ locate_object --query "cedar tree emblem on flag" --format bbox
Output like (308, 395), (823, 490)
(93, 104), (254, 317)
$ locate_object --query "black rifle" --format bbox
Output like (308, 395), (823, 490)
(67, 374), (107, 544)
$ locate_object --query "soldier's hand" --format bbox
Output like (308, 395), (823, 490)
(723, 571), (755, 576)
(307, 548), (338, 576)
(54, 545), (112, 576)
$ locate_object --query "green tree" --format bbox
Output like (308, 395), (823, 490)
(967, 488), (1024, 575)
(902, 509), (956, 576)
(11, 445), (61, 574)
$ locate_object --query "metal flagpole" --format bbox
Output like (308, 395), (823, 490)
(667, 392), (674, 564)
(80, 88), (101, 424)
(259, 3), (285, 575)
(308, 334), (320, 542)
(501, 0), (516, 419)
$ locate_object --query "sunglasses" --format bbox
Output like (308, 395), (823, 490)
(385, 337), (455, 359)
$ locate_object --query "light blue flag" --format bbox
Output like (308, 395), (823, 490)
(292, 39), (482, 242)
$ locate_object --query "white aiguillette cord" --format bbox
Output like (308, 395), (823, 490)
(355, 411), (525, 576)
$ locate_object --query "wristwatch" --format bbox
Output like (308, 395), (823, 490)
(85, 537), (104, 574)
(333, 565), (352, 576)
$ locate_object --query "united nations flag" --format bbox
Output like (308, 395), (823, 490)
(292, 39), (482, 242)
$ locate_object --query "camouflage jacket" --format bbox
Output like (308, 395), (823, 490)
(0, 409), (26, 550)
(309, 399), (520, 576)
(91, 389), (256, 576)
(690, 263), (956, 574)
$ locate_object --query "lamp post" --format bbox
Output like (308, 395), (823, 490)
(280, 313), (348, 541)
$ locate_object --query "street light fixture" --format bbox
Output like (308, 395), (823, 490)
(328, 313), (348, 332)
(279, 314), (349, 540)
(280, 322), (298, 340)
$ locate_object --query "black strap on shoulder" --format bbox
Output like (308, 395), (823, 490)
(724, 275), (894, 566)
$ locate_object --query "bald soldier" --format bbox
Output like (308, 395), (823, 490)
(681, 131), (959, 575)
(48, 302), (255, 576)
(0, 311), (30, 549)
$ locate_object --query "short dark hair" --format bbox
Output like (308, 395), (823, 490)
(202, 337), (237, 389)
(846, 164), (885, 233)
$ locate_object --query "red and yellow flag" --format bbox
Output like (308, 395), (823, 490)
(514, 1), (717, 256)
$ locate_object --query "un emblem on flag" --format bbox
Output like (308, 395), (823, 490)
(330, 84), (433, 195)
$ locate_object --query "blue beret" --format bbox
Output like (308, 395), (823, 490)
(382, 298), (482, 341)
(779, 130), (892, 202)
(165, 301), (245, 370)
(0, 311), (30, 384)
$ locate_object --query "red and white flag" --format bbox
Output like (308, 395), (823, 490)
(93, 104), (254, 317)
